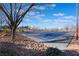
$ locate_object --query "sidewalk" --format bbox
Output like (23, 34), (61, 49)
(66, 34), (79, 50)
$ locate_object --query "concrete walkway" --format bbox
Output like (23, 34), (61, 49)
(20, 32), (73, 50)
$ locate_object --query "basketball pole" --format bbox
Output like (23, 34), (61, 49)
(76, 3), (78, 40)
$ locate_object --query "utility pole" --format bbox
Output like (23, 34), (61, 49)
(76, 3), (78, 40)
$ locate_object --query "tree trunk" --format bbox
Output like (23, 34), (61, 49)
(11, 28), (15, 41)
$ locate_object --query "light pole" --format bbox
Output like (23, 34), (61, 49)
(76, 3), (78, 40)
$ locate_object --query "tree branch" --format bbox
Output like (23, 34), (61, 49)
(16, 3), (35, 26)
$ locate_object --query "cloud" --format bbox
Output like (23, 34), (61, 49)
(40, 16), (75, 27)
(39, 18), (73, 29)
(27, 11), (40, 16)
(42, 19), (53, 23)
(36, 14), (45, 17)
(33, 15), (44, 20)
(29, 14), (45, 20)
(53, 13), (64, 16)
(23, 18), (32, 22)
(33, 6), (46, 10)
(53, 19), (73, 23)
(24, 12), (46, 22)
(63, 16), (76, 19)
(24, 13), (46, 22)
(51, 4), (56, 7)
(47, 4), (56, 7)
(27, 11), (36, 16)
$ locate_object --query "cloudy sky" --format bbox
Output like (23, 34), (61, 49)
(19, 3), (78, 29)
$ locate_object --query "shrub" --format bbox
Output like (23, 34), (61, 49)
(18, 29), (25, 32)
(46, 47), (64, 56)
(1, 28), (9, 34)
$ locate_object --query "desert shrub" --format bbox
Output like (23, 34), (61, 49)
(18, 29), (25, 32)
(46, 47), (64, 56)
(2, 29), (9, 33)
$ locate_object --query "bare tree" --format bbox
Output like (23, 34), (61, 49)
(0, 3), (34, 41)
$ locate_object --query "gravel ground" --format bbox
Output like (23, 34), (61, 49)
(0, 34), (48, 56)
